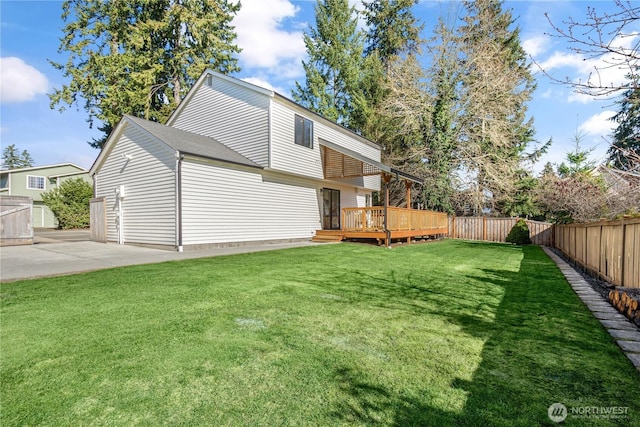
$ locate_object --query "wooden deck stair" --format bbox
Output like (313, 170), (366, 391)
(311, 230), (345, 243)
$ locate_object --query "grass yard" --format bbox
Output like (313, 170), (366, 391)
(1, 240), (639, 426)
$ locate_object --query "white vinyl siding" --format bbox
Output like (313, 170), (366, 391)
(94, 124), (177, 246)
(270, 99), (382, 191)
(171, 79), (270, 166)
(181, 160), (321, 245)
(270, 102), (323, 179)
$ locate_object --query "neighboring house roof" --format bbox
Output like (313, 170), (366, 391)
(91, 115), (261, 175)
(0, 163), (87, 175)
(49, 171), (89, 179)
(594, 165), (640, 189)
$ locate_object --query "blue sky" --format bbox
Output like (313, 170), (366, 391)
(1, 0), (636, 173)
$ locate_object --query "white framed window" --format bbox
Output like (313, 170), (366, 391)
(294, 114), (313, 148)
(27, 175), (45, 190)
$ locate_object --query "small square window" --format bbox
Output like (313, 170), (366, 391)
(294, 114), (313, 149)
(27, 175), (45, 190)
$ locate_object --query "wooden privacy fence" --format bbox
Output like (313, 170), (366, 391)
(449, 216), (554, 246)
(90, 197), (107, 243)
(555, 218), (640, 289)
(0, 196), (33, 246)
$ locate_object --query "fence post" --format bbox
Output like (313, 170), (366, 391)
(599, 223), (604, 281)
(451, 215), (456, 239)
(482, 216), (487, 241)
(584, 226), (588, 271)
(621, 217), (626, 287)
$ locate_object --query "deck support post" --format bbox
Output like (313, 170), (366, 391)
(383, 173), (392, 247)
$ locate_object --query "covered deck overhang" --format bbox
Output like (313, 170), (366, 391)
(315, 140), (448, 246)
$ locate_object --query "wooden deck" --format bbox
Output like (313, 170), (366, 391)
(313, 207), (448, 245)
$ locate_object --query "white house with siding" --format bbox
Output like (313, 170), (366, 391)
(90, 70), (396, 250)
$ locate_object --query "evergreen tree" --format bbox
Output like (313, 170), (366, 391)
(292, 0), (364, 128)
(20, 150), (35, 168)
(357, 0), (423, 138)
(421, 17), (463, 213)
(50, 0), (241, 148)
(505, 218), (532, 244)
(2, 144), (34, 169)
(608, 80), (640, 171)
(362, 0), (423, 65)
(557, 132), (596, 178)
(41, 178), (94, 229)
(457, 0), (536, 215)
(497, 169), (540, 218)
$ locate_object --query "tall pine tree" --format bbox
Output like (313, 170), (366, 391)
(2, 144), (34, 169)
(50, 0), (241, 148)
(362, 0), (422, 65)
(608, 76), (640, 171)
(457, 0), (536, 214)
(359, 0), (427, 207)
(421, 17), (463, 213)
(292, 0), (364, 128)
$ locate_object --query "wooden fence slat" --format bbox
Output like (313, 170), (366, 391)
(450, 216), (638, 288)
(555, 218), (640, 289)
(0, 196), (33, 246)
(450, 216), (554, 246)
(90, 197), (107, 243)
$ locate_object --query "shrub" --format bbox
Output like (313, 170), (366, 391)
(506, 218), (532, 245)
(41, 178), (93, 229)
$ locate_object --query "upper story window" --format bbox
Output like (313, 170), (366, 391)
(294, 114), (313, 149)
(27, 175), (45, 190)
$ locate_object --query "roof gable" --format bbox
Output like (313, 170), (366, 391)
(90, 115), (260, 175)
(166, 69), (273, 127)
(0, 163), (87, 175)
(167, 69), (382, 152)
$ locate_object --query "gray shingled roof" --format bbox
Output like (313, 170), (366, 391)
(124, 115), (261, 169)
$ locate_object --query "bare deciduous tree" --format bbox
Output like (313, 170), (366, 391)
(457, 0), (536, 215)
(537, 173), (608, 223)
(541, 1), (640, 99)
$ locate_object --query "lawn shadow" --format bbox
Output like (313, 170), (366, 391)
(326, 243), (640, 426)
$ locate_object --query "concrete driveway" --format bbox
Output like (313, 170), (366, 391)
(1, 230), (317, 282)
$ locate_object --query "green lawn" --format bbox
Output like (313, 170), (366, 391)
(2, 240), (639, 426)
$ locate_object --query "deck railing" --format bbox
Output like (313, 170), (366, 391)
(342, 207), (448, 232)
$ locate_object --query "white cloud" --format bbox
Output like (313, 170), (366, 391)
(539, 88), (554, 99)
(523, 35), (549, 57)
(537, 32), (639, 103)
(233, 0), (306, 74)
(578, 110), (616, 138)
(241, 77), (275, 91)
(0, 57), (49, 103)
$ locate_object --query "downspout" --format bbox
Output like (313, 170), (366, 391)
(267, 98), (272, 168)
(176, 153), (184, 252)
(117, 188), (124, 245)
